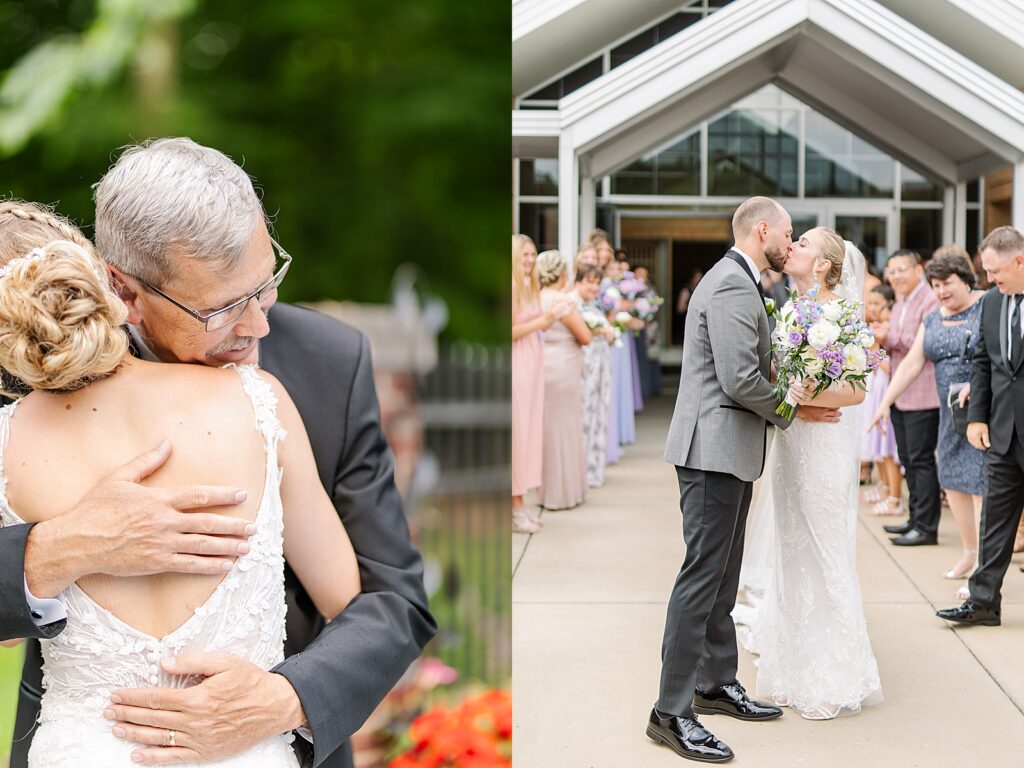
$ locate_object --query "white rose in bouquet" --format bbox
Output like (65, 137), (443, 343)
(822, 301), (844, 322)
(615, 311), (633, 325)
(842, 343), (867, 374)
(801, 347), (825, 376)
(807, 320), (841, 349)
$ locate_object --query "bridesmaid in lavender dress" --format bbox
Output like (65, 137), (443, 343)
(536, 250), (591, 510)
(512, 235), (570, 533)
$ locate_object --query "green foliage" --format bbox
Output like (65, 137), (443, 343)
(0, 0), (509, 342)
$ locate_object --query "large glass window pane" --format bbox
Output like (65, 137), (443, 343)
(835, 215), (888, 269)
(707, 109), (798, 196)
(519, 159), (558, 196)
(900, 209), (941, 258)
(804, 112), (894, 198)
(610, 129), (700, 196)
(901, 166), (942, 202)
(518, 203), (558, 252)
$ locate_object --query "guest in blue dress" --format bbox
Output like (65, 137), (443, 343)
(871, 246), (986, 589)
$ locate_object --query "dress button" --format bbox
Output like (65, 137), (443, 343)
(149, 674), (159, 685)
(146, 651), (159, 663)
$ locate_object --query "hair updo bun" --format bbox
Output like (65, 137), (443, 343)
(0, 240), (128, 393)
(811, 227), (846, 289)
(535, 249), (567, 288)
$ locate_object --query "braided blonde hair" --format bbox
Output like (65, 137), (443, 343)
(0, 203), (128, 393)
(0, 201), (93, 263)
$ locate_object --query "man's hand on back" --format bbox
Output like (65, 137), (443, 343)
(24, 440), (253, 598)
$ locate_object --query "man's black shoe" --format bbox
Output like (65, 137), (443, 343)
(647, 708), (734, 763)
(693, 681), (782, 721)
(936, 601), (1001, 626)
(882, 520), (913, 535)
(890, 529), (937, 546)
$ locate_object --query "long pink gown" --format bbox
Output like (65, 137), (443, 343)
(512, 302), (544, 497)
(537, 292), (587, 510)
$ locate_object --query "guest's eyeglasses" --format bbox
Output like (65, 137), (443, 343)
(135, 239), (292, 332)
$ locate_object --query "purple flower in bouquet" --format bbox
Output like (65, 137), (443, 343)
(634, 297), (652, 316)
(617, 276), (647, 299)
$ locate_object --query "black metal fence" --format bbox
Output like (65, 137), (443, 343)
(412, 342), (510, 686)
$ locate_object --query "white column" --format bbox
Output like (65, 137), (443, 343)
(558, 139), (578, 257)
(1014, 160), (1024, 230)
(579, 174), (596, 245)
(954, 181), (967, 245)
(942, 185), (955, 244)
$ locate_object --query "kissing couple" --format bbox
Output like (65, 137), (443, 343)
(647, 196), (882, 763)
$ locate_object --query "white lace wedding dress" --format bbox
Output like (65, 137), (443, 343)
(0, 366), (300, 767)
(735, 244), (882, 718)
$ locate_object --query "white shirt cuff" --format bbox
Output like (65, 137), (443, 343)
(24, 575), (67, 626)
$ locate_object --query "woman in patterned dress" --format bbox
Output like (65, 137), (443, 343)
(871, 246), (986, 588)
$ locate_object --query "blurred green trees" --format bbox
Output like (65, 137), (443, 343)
(0, 0), (508, 342)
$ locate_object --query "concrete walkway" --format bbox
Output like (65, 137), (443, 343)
(513, 390), (1024, 768)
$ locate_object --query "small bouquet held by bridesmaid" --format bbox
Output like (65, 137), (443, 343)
(581, 305), (624, 348)
(770, 286), (886, 419)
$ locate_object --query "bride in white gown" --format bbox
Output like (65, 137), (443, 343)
(735, 229), (882, 720)
(0, 239), (361, 766)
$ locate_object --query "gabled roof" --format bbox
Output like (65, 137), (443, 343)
(516, 0), (1024, 183)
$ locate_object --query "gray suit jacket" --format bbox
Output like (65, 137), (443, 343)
(664, 252), (793, 482)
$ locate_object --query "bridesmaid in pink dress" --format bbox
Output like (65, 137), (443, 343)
(512, 235), (570, 533)
(536, 249), (591, 511)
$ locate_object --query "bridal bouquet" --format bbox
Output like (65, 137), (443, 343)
(770, 287), (886, 418)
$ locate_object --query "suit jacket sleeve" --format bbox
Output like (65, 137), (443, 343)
(0, 523), (67, 640)
(272, 333), (436, 766)
(707, 273), (788, 426)
(968, 293), (994, 425)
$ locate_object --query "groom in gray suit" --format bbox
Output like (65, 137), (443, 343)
(647, 197), (803, 762)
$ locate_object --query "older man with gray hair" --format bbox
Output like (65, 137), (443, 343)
(2, 137), (435, 767)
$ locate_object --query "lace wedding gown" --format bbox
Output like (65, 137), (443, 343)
(735, 244), (882, 718)
(0, 366), (300, 767)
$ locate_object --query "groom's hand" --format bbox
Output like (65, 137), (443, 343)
(107, 651), (307, 765)
(795, 405), (841, 423)
(24, 440), (253, 598)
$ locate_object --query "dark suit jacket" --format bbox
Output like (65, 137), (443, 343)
(0, 303), (437, 768)
(967, 287), (1024, 455)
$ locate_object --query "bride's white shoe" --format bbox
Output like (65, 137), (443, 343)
(799, 704), (841, 721)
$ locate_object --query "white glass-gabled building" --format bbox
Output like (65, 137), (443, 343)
(512, 0), (1024, 345)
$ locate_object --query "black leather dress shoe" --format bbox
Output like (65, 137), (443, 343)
(936, 601), (1001, 626)
(693, 681), (782, 721)
(647, 709), (734, 763)
(890, 529), (937, 546)
(882, 520), (913, 535)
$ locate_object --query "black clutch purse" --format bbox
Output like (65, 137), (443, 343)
(947, 382), (969, 437)
(946, 329), (973, 438)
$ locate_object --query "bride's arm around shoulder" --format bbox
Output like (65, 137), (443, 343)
(265, 373), (362, 620)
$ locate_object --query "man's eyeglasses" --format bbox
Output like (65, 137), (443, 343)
(136, 239), (292, 332)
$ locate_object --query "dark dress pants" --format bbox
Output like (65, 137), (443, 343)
(969, 429), (1024, 611)
(890, 406), (941, 538)
(657, 466), (751, 717)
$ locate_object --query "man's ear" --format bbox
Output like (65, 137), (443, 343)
(107, 265), (145, 325)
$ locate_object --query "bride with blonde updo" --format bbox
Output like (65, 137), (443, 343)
(0, 204), (362, 768)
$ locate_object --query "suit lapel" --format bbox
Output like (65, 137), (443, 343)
(999, 293), (1010, 372)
